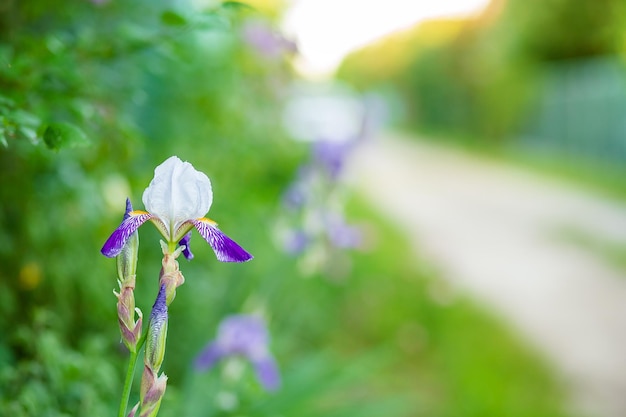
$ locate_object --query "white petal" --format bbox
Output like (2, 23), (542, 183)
(142, 156), (213, 238)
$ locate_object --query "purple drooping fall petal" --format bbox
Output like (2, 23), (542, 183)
(193, 219), (253, 263)
(194, 343), (224, 371)
(252, 356), (281, 391)
(101, 211), (152, 258)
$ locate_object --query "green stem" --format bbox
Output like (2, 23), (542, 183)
(118, 335), (147, 417)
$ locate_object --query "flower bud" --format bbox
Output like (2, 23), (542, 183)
(117, 198), (139, 283)
(127, 402), (139, 417)
(117, 231), (138, 283)
(115, 273), (142, 352)
(159, 241), (185, 305)
(145, 284), (168, 372)
(116, 300), (142, 353)
(139, 365), (167, 417)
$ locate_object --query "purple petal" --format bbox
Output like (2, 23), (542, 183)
(218, 315), (269, 352)
(193, 219), (253, 263)
(252, 356), (281, 391)
(328, 223), (363, 249)
(312, 139), (352, 178)
(101, 211), (152, 257)
(241, 19), (297, 59)
(283, 229), (309, 254)
(281, 183), (306, 210)
(178, 232), (194, 261)
(194, 342), (225, 371)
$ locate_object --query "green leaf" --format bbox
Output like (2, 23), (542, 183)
(42, 122), (89, 151)
(220, 1), (253, 11)
(18, 126), (38, 145)
(0, 127), (7, 148)
(161, 10), (187, 26)
(12, 109), (40, 128)
(0, 95), (15, 110)
(196, 12), (230, 30)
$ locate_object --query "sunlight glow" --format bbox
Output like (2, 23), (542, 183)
(282, 0), (491, 78)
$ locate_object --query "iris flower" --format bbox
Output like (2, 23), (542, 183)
(195, 314), (280, 391)
(101, 156), (253, 263)
(241, 18), (297, 60)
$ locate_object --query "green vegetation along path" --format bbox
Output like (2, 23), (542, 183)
(346, 133), (626, 417)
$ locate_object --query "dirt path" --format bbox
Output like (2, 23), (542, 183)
(345, 133), (626, 417)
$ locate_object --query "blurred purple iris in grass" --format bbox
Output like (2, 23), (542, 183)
(283, 229), (309, 254)
(311, 138), (355, 179)
(281, 165), (313, 211)
(275, 91), (385, 267)
(325, 213), (363, 249)
(241, 18), (297, 60)
(276, 137), (365, 257)
(101, 156), (252, 263)
(195, 314), (280, 391)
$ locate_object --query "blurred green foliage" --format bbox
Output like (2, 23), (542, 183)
(0, 0), (300, 414)
(0, 0), (577, 416)
(338, 0), (626, 143)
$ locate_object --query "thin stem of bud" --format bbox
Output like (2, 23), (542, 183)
(118, 332), (147, 417)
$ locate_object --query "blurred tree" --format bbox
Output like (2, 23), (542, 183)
(337, 19), (464, 92)
(500, 0), (626, 61)
(338, 0), (626, 142)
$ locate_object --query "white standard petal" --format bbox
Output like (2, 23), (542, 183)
(142, 156), (213, 239)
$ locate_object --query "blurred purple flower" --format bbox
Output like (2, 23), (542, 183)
(241, 19), (297, 60)
(312, 139), (354, 179)
(326, 213), (363, 249)
(282, 183), (306, 211)
(281, 165), (314, 211)
(195, 315), (280, 391)
(283, 229), (309, 254)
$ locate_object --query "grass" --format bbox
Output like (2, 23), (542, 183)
(152, 194), (577, 417)
(551, 225), (626, 275)
(288, 197), (576, 417)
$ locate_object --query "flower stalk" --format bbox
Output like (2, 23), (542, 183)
(118, 343), (142, 417)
